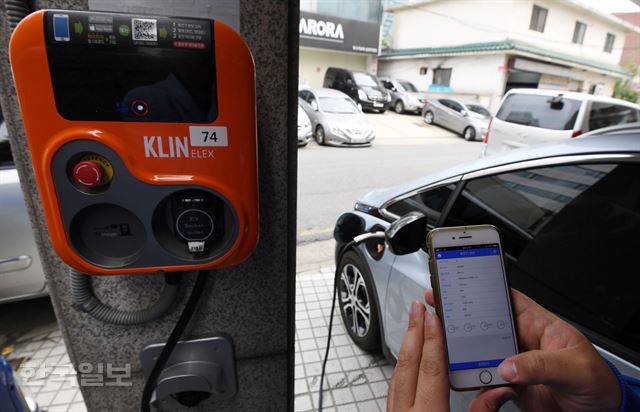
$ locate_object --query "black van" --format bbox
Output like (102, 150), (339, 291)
(323, 67), (391, 113)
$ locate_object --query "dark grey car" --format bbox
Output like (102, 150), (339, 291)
(422, 98), (491, 141)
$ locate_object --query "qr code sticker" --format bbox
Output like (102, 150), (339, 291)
(132, 18), (157, 41)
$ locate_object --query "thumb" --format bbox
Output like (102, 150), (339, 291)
(498, 349), (583, 387)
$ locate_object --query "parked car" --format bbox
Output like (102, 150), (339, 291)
(323, 67), (391, 113)
(482, 88), (640, 156)
(297, 99), (312, 147)
(298, 88), (375, 147)
(379, 78), (427, 114)
(0, 118), (47, 304)
(422, 98), (491, 141)
(333, 127), (640, 384)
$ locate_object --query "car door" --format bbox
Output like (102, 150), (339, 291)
(441, 159), (640, 377)
(447, 100), (466, 133)
(436, 99), (456, 128)
(0, 121), (46, 303)
(382, 182), (458, 357)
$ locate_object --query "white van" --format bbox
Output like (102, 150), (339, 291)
(481, 89), (640, 156)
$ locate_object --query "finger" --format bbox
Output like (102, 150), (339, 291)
(468, 387), (517, 412)
(387, 370), (396, 411)
(391, 300), (426, 411)
(498, 348), (585, 387)
(424, 289), (435, 307)
(413, 311), (450, 411)
(510, 289), (586, 352)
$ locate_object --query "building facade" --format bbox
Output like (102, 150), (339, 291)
(379, 0), (639, 111)
(299, 0), (383, 88)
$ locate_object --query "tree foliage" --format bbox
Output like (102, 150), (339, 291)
(613, 64), (639, 103)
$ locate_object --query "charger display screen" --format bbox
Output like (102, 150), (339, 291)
(44, 11), (217, 123)
(434, 244), (517, 371)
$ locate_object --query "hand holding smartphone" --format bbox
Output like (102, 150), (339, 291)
(427, 225), (518, 390)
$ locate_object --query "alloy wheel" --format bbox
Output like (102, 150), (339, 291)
(395, 101), (404, 113)
(464, 127), (475, 141)
(424, 111), (434, 124)
(316, 126), (325, 145)
(339, 263), (371, 337)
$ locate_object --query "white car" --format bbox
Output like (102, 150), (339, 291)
(482, 89), (640, 156)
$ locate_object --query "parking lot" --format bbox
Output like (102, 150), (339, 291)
(3, 111), (487, 411)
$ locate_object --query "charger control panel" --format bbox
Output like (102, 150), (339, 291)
(10, 10), (259, 275)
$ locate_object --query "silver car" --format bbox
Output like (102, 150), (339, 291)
(0, 120), (47, 304)
(297, 100), (312, 147)
(422, 98), (491, 141)
(298, 88), (375, 147)
(333, 128), (640, 390)
(380, 78), (427, 114)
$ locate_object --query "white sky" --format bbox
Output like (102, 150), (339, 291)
(576, 0), (640, 14)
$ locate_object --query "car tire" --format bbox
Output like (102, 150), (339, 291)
(315, 125), (325, 146)
(463, 126), (476, 141)
(424, 110), (434, 124)
(394, 100), (404, 114)
(337, 250), (381, 352)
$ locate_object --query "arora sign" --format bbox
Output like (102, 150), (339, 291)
(299, 11), (379, 54)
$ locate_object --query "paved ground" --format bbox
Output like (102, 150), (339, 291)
(297, 111), (483, 243)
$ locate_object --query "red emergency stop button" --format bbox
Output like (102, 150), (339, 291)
(72, 160), (104, 188)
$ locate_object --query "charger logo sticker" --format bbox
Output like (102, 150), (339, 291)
(143, 128), (227, 159)
(189, 126), (228, 147)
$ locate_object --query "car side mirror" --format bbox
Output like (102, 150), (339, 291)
(311, 100), (319, 111)
(385, 212), (428, 255)
(461, 110), (469, 117)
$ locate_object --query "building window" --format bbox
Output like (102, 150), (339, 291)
(433, 68), (452, 87)
(419, 67), (428, 75)
(529, 5), (548, 32)
(572, 21), (586, 44)
(604, 33), (615, 53)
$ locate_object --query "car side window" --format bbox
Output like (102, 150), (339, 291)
(299, 90), (309, 102)
(443, 163), (640, 363)
(588, 102), (639, 131)
(382, 80), (394, 91)
(448, 101), (463, 113)
(385, 184), (454, 227)
(438, 99), (451, 109)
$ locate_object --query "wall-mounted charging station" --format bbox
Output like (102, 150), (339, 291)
(10, 9), (258, 275)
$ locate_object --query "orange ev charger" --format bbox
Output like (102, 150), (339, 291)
(10, 10), (258, 275)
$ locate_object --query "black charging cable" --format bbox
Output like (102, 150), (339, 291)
(140, 270), (209, 412)
(317, 240), (355, 412)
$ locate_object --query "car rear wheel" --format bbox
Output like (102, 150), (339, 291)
(315, 125), (325, 145)
(394, 101), (404, 114)
(424, 110), (434, 124)
(338, 251), (381, 352)
(463, 126), (476, 141)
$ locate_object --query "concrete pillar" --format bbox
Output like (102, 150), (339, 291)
(0, 0), (299, 410)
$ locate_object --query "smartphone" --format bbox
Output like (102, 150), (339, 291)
(427, 225), (518, 390)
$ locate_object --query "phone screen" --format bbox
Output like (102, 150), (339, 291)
(434, 243), (517, 371)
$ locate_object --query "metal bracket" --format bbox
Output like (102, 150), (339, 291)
(140, 334), (237, 409)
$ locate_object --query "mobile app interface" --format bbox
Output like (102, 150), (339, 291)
(434, 243), (517, 371)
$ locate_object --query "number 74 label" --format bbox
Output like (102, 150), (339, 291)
(189, 126), (228, 147)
